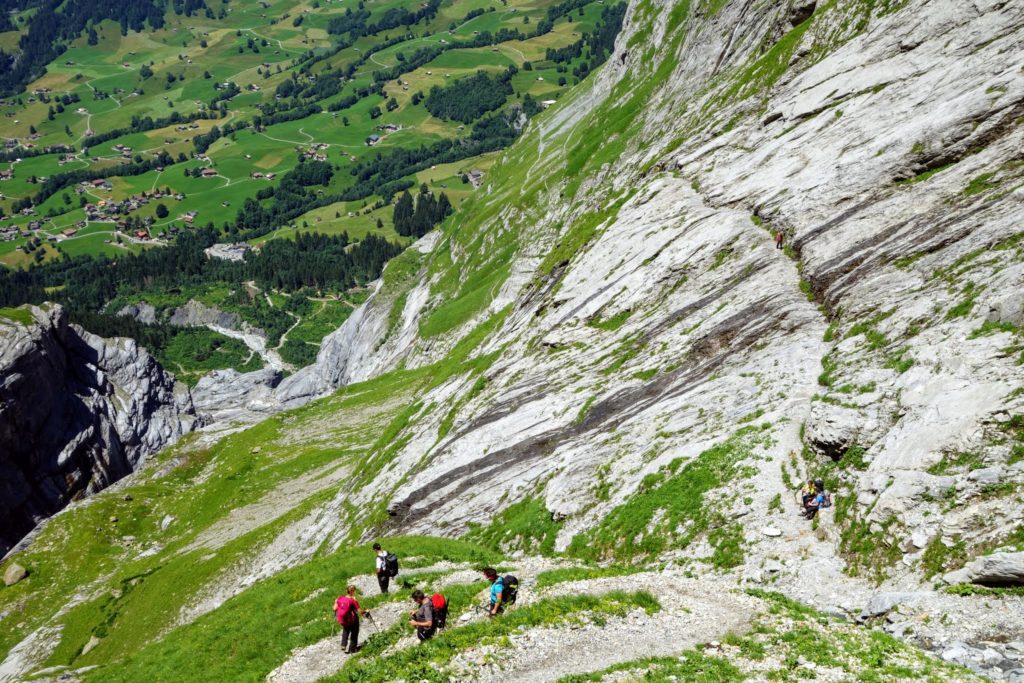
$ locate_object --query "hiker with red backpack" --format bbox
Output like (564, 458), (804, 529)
(409, 590), (436, 641)
(334, 585), (368, 654)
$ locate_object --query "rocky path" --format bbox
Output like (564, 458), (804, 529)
(266, 600), (409, 683)
(448, 572), (759, 683)
(266, 561), (479, 683)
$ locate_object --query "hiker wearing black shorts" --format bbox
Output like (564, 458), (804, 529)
(409, 590), (436, 641)
(373, 543), (389, 594)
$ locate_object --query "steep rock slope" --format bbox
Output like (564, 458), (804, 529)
(0, 305), (197, 555)
(277, 0), (1024, 584)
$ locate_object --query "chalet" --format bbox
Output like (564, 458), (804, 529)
(366, 134), (380, 146)
(0, 170), (13, 181)
(541, 99), (557, 109)
(62, 228), (77, 238)
(135, 230), (150, 240)
(265, 173), (276, 180)
(200, 168), (218, 177)
(92, 179), (106, 187)
(250, 172), (264, 179)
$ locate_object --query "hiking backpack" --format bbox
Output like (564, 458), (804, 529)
(820, 492), (833, 508)
(431, 593), (448, 629)
(501, 575), (519, 605)
(384, 552), (399, 577)
(334, 596), (358, 626)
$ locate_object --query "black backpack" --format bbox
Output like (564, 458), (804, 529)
(384, 552), (399, 577)
(502, 574), (519, 605)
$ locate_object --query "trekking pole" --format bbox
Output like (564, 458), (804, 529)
(365, 612), (381, 634)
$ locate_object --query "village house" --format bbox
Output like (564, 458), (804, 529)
(200, 168), (218, 177)
(61, 228), (77, 238)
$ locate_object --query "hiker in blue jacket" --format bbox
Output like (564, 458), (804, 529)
(483, 567), (504, 617)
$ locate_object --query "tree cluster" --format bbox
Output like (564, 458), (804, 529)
(392, 186), (453, 237)
(423, 68), (515, 124)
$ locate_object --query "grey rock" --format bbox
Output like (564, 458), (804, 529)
(3, 562), (27, 586)
(168, 299), (260, 337)
(985, 292), (1024, 327)
(967, 467), (1003, 486)
(859, 592), (930, 620)
(760, 526), (782, 537)
(116, 302), (156, 325)
(0, 305), (196, 555)
(944, 552), (1024, 587)
(191, 367), (281, 423)
(805, 402), (862, 462)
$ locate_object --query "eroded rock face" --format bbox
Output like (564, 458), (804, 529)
(0, 305), (197, 555)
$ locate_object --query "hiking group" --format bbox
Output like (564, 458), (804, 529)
(332, 544), (519, 653)
(799, 478), (832, 519)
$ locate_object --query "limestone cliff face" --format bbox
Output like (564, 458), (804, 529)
(0, 305), (197, 555)
(258, 0), (1024, 582)
(163, 0), (1024, 586)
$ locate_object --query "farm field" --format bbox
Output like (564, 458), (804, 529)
(0, 0), (625, 380)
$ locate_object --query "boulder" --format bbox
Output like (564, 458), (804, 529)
(3, 563), (28, 586)
(984, 291), (1024, 327)
(967, 467), (1002, 486)
(944, 552), (1024, 587)
(859, 592), (930, 620)
(761, 526), (783, 537)
(805, 402), (862, 462)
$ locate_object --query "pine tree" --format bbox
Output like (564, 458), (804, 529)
(392, 190), (414, 235)
(435, 192), (452, 223)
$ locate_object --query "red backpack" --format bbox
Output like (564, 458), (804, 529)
(431, 593), (448, 629)
(334, 596), (358, 625)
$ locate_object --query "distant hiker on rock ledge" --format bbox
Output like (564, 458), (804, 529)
(373, 542), (399, 594)
(800, 479), (831, 519)
(775, 230), (785, 250)
(334, 585), (368, 654)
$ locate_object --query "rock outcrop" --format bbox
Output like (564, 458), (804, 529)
(0, 305), (197, 555)
(945, 552), (1024, 588)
